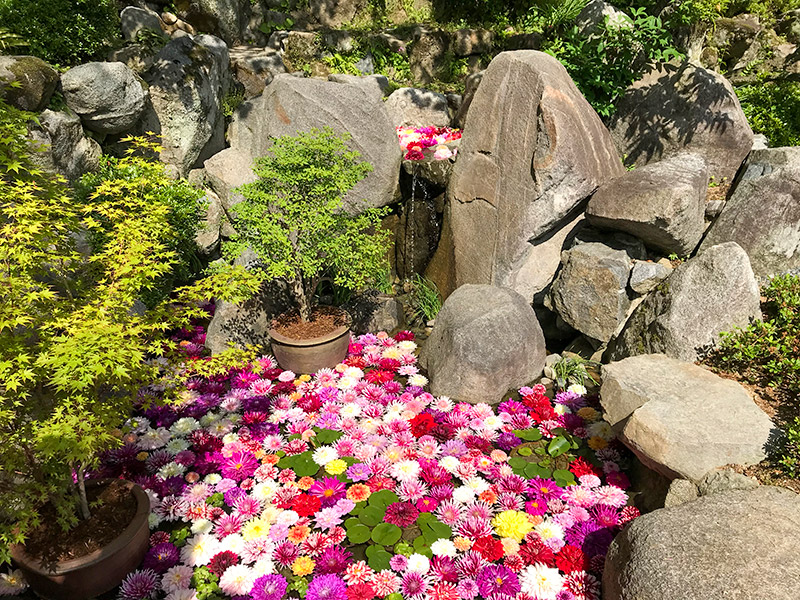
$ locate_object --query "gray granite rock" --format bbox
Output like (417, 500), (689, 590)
(0, 55), (59, 112)
(629, 260), (671, 294)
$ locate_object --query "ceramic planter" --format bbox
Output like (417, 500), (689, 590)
(269, 308), (352, 374)
(11, 480), (149, 600)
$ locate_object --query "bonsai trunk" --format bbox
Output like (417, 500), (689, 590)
(75, 463), (91, 520)
(290, 278), (312, 322)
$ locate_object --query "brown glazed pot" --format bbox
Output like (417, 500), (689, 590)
(11, 480), (150, 600)
(269, 308), (352, 374)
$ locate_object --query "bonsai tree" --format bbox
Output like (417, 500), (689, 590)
(0, 101), (259, 564)
(222, 127), (392, 322)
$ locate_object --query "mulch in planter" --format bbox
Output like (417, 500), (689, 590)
(272, 305), (348, 339)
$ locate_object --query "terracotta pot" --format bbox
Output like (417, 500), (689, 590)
(11, 480), (150, 600)
(269, 308), (352, 374)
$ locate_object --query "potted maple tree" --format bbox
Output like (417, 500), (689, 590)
(223, 127), (392, 373)
(0, 101), (257, 599)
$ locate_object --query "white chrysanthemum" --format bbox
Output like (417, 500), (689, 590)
(440, 456), (460, 473)
(252, 481), (278, 502)
(406, 553), (430, 574)
(519, 563), (564, 600)
(312, 446), (339, 466)
(534, 519), (565, 542)
(567, 383), (587, 395)
(588, 420), (614, 441)
(161, 565), (194, 593)
(0, 569), (27, 596)
(340, 403), (362, 418)
(191, 518), (214, 535)
(126, 417), (150, 434)
(381, 346), (404, 360)
(209, 419), (234, 436)
(430, 539), (457, 557)
(275, 509), (299, 527)
(200, 412), (221, 426)
(407, 374), (428, 387)
(360, 418), (379, 433)
(222, 432), (239, 445)
(383, 408), (404, 423)
(391, 460), (421, 482)
(139, 427), (170, 450)
(181, 534), (220, 566)
(219, 564), (256, 596)
(165, 438), (190, 454)
(452, 486), (476, 504)
(166, 589), (199, 600)
(343, 366), (364, 380)
(432, 396), (453, 412)
(553, 404), (571, 415)
(220, 533), (245, 554)
(204, 473), (222, 485)
(157, 461), (187, 479)
(397, 340), (417, 352)
(148, 513), (162, 528)
(253, 557), (276, 576)
(337, 376), (357, 390)
(481, 415), (503, 430)
(170, 417), (200, 436)
(464, 476), (490, 494)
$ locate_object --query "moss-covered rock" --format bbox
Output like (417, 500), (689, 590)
(0, 55), (59, 112)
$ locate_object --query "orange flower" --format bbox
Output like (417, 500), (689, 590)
(287, 524), (310, 544)
(291, 556), (315, 576)
(528, 514), (544, 526)
(263, 454), (280, 466)
(453, 536), (472, 552)
(347, 484), (371, 503)
(296, 476), (315, 491)
(479, 489), (498, 504)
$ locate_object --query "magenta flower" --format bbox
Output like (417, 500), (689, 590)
(384, 501), (419, 527)
(251, 573), (287, 600)
(476, 565), (520, 598)
(220, 450), (258, 482)
(315, 546), (352, 575)
(308, 477), (346, 507)
(306, 574), (346, 600)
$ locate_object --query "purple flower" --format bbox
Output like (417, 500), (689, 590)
(476, 565), (520, 598)
(221, 450), (258, 482)
(118, 569), (158, 600)
(306, 574), (346, 600)
(251, 573), (288, 600)
(346, 463), (371, 482)
(496, 431), (522, 452)
(142, 542), (179, 574)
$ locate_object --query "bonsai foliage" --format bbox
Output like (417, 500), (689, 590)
(223, 127), (392, 321)
(0, 102), (259, 564)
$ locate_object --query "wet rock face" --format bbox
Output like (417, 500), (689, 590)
(447, 50), (623, 294)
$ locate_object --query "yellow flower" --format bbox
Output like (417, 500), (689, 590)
(298, 374), (312, 382)
(492, 510), (534, 542)
(289, 391), (302, 401)
(242, 517), (270, 541)
(577, 407), (600, 422)
(292, 556), (315, 576)
(136, 452), (149, 461)
(588, 436), (608, 450)
(325, 459), (347, 475)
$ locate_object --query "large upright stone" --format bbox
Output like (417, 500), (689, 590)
(29, 110), (101, 182)
(448, 51), (624, 292)
(175, 0), (248, 45)
(229, 46), (286, 99)
(61, 62), (148, 134)
(121, 6), (163, 42)
(385, 87), (450, 128)
(609, 242), (761, 362)
(142, 35), (230, 176)
(0, 56), (59, 112)
(700, 147), (800, 279)
(309, 0), (366, 27)
(586, 153), (709, 255)
(609, 61), (753, 182)
(600, 354), (775, 480)
(548, 242), (633, 342)
(604, 487), (800, 600)
(215, 74), (401, 213)
(420, 285), (546, 405)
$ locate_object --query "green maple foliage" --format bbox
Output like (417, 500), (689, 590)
(0, 101), (260, 563)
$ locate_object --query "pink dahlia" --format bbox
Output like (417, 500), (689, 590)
(118, 569), (158, 600)
(476, 564), (521, 598)
(221, 450), (258, 482)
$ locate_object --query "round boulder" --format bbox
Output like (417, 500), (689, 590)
(604, 486), (800, 600)
(61, 62), (148, 134)
(420, 284), (546, 404)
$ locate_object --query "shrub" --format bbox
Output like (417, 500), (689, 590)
(542, 8), (682, 117)
(410, 274), (442, 324)
(736, 78), (800, 148)
(222, 127), (392, 321)
(0, 0), (119, 66)
(711, 274), (800, 394)
(75, 141), (209, 307)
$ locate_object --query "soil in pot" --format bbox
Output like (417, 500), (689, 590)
(22, 479), (137, 568)
(272, 305), (349, 339)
